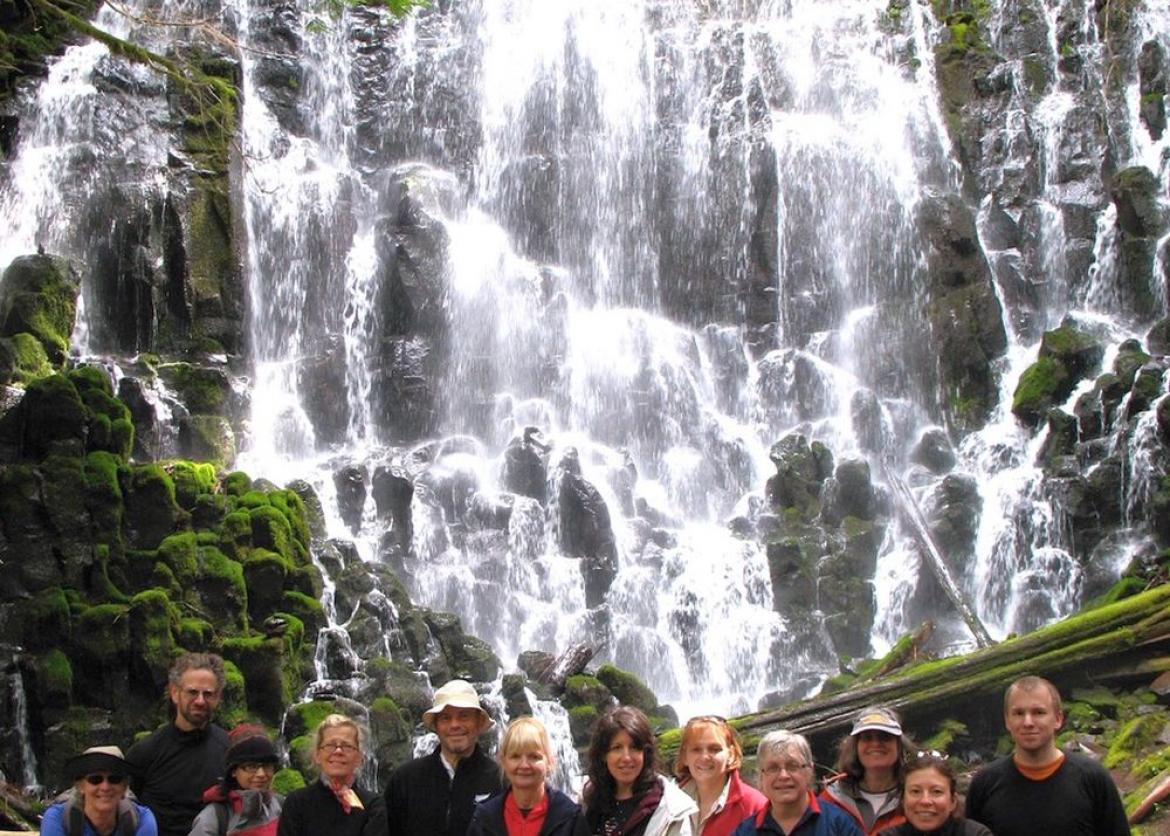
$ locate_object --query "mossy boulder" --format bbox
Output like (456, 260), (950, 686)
(158, 363), (233, 415)
(84, 451), (125, 545)
(156, 532), (200, 587)
(0, 254), (80, 364)
(422, 610), (501, 683)
(563, 674), (615, 712)
(596, 664), (657, 714)
(170, 461), (217, 510)
(271, 768), (306, 796)
(1105, 713), (1164, 768)
(280, 591), (325, 638)
(360, 658), (433, 721)
(180, 414), (236, 466)
(221, 633), (302, 726)
(177, 617), (215, 650)
(122, 465), (181, 550)
(71, 603), (130, 706)
(35, 647), (74, 709)
(368, 696), (414, 776)
(0, 332), (53, 385)
(568, 704), (599, 746)
(242, 549), (290, 622)
(19, 373), (88, 458)
(1012, 356), (1073, 427)
(1039, 325), (1105, 380)
(128, 588), (180, 690)
(766, 434), (830, 515)
(23, 587), (71, 652)
(194, 545), (247, 629)
(284, 700), (339, 742)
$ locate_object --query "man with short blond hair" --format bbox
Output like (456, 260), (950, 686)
(384, 679), (501, 836)
(965, 675), (1130, 836)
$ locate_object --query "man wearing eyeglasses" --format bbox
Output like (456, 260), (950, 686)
(384, 679), (502, 836)
(965, 675), (1130, 836)
(127, 653), (231, 836)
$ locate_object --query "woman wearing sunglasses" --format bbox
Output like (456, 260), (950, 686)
(189, 726), (283, 836)
(277, 714), (386, 836)
(40, 745), (158, 836)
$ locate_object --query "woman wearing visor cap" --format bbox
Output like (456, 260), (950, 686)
(40, 745), (158, 836)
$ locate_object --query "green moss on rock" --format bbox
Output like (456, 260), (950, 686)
(0, 254), (80, 364)
(177, 617), (215, 650)
(0, 332), (53, 385)
(224, 471), (252, 496)
(170, 461), (217, 510)
(36, 647), (73, 708)
(1012, 356), (1072, 426)
(122, 464), (181, 550)
(284, 699), (338, 741)
(568, 705), (599, 747)
(129, 588), (180, 689)
(596, 664), (658, 714)
(21, 373), (87, 457)
(280, 591), (325, 637)
(271, 767), (306, 796)
(196, 545), (247, 629)
(157, 532), (200, 586)
(24, 586), (71, 652)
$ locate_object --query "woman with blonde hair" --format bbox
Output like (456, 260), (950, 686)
(673, 716), (767, 835)
(467, 716), (588, 835)
(276, 714), (386, 836)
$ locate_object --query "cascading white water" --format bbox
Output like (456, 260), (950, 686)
(4, 0), (1170, 749)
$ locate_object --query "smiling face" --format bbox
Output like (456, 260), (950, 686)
(902, 767), (956, 832)
(682, 724), (733, 788)
(314, 726), (362, 784)
(504, 744), (550, 794)
(79, 773), (128, 821)
(855, 730), (900, 775)
(1005, 684), (1063, 758)
(232, 761), (275, 791)
(434, 706), (486, 760)
(758, 746), (811, 812)
(169, 668), (221, 732)
(606, 730), (645, 798)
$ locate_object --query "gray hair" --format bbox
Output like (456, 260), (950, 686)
(757, 730), (813, 770)
(168, 653), (226, 692)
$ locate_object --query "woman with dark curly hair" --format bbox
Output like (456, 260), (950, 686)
(878, 752), (990, 836)
(820, 707), (916, 835)
(582, 706), (696, 836)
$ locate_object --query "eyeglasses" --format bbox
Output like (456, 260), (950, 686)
(181, 688), (220, 701)
(319, 741), (359, 753)
(760, 761), (808, 775)
(235, 762), (276, 774)
(85, 773), (127, 786)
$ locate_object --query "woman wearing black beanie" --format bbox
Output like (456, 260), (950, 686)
(188, 725), (283, 836)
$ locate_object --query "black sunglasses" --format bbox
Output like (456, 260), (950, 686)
(85, 773), (127, 786)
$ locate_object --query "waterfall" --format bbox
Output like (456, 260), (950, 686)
(3, 0), (1170, 752)
(7, 660), (40, 793)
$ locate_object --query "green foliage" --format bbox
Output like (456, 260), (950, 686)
(596, 664), (658, 714)
(1105, 714), (1165, 768)
(157, 532), (200, 586)
(0, 332), (53, 384)
(170, 461), (218, 510)
(224, 471), (252, 496)
(271, 767), (306, 795)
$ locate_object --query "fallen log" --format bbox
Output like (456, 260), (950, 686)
(1129, 769), (1170, 825)
(661, 583), (1170, 759)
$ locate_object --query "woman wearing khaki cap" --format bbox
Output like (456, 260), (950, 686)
(40, 745), (158, 836)
(820, 706), (917, 835)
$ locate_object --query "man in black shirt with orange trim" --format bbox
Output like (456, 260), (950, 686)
(965, 675), (1130, 836)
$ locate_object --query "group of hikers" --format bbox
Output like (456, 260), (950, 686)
(42, 652), (1132, 836)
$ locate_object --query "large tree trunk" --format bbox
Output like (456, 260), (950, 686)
(664, 583), (1170, 759)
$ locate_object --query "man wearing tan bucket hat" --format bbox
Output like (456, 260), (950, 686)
(384, 679), (502, 836)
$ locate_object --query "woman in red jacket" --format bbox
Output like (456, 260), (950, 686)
(673, 716), (767, 835)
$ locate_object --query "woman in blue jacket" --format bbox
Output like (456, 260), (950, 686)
(40, 745), (158, 836)
(467, 716), (588, 836)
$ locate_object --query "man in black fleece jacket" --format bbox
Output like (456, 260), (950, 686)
(385, 679), (502, 836)
(126, 653), (229, 836)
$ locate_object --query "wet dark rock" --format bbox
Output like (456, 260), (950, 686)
(910, 427), (957, 474)
(821, 459), (876, 525)
(117, 376), (163, 461)
(1139, 40), (1168, 141)
(296, 340), (349, 446)
(1148, 317), (1170, 356)
(372, 335), (438, 441)
(558, 467), (618, 608)
(1112, 166), (1165, 238)
(501, 429), (550, 503)
(766, 434), (831, 516)
(756, 349), (838, 424)
(1037, 409), (1079, 470)
(920, 191), (1007, 432)
(819, 518), (879, 658)
(333, 464), (367, 534)
(0, 254), (80, 365)
(850, 389), (885, 456)
(466, 492), (513, 531)
(1012, 324), (1104, 427)
(1125, 362), (1167, 419)
(980, 198), (1021, 251)
(371, 466), (413, 553)
(421, 609), (500, 682)
(765, 526), (822, 613)
(502, 672), (534, 719)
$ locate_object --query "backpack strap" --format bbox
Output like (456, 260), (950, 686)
(116, 799), (140, 836)
(216, 800), (230, 834)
